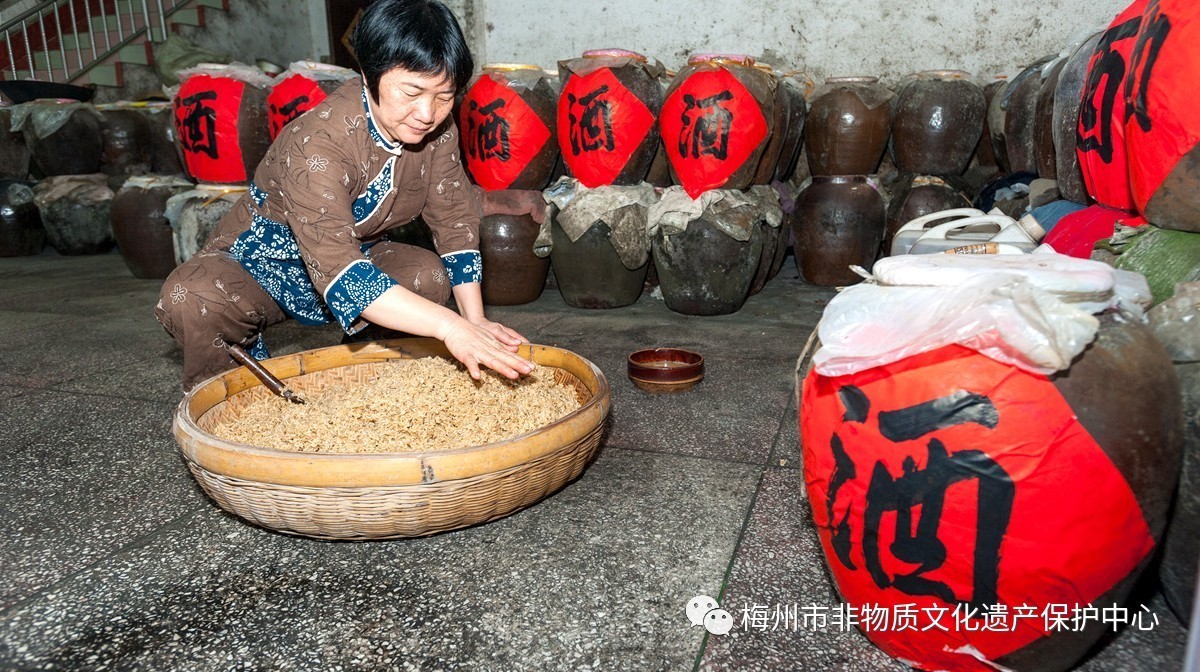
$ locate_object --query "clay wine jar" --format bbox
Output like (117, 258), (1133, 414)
(890, 70), (986, 177)
(110, 176), (193, 279)
(0, 109), (31, 180)
(0, 181), (43, 257)
(558, 49), (664, 187)
(1054, 32), (1103, 204)
(985, 77), (1010, 174)
(653, 214), (764, 316)
(100, 109), (153, 180)
(550, 218), (647, 309)
(793, 175), (884, 285)
(480, 212), (550, 305)
(805, 77), (893, 177)
(884, 174), (973, 250)
(1033, 59), (1065, 180)
(460, 63), (560, 191)
(1003, 57), (1054, 175)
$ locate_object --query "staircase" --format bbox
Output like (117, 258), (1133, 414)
(0, 0), (227, 88)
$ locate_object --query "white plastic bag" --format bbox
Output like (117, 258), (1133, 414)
(812, 252), (1142, 377)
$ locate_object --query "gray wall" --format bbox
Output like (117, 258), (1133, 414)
(445, 0), (1127, 84)
(173, 0), (318, 70)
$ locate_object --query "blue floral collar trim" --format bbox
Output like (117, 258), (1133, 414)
(361, 86), (404, 156)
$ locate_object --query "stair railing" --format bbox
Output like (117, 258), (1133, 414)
(0, 0), (191, 82)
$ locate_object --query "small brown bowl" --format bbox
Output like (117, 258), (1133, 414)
(627, 348), (705, 393)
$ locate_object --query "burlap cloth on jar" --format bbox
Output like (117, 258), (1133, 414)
(535, 176), (658, 270)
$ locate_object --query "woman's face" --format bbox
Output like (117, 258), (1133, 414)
(369, 67), (457, 145)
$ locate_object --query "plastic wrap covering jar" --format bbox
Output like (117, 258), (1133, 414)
(773, 72), (810, 183)
(557, 49), (665, 188)
(458, 63), (559, 191)
(0, 181), (43, 257)
(800, 291), (1182, 672)
(267, 61), (358, 140)
(804, 76), (892, 177)
(1148, 285), (1200, 627)
(10, 101), (103, 177)
(661, 53), (776, 198)
(110, 175), (195, 279)
(1053, 32), (1102, 204)
(164, 184), (247, 264)
(1077, 0), (1148, 213)
(173, 64), (273, 185)
(793, 175), (884, 285)
(479, 189), (550, 305)
(98, 107), (153, 180)
(1003, 57), (1054, 176)
(1124, 0), (1200, 233)
(890, 70), (985, 177)
(649, 186), (775, 315)
(0, 109), (31, 180)
(33, 174), (114, 255)
(884, 174), (973, 251)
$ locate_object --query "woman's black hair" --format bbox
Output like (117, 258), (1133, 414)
(353, 0), (474, 101)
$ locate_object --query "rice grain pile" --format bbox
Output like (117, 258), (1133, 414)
(210, 357), (582, 453)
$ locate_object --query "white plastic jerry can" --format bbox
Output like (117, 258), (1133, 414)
(889, 208), (985, 256)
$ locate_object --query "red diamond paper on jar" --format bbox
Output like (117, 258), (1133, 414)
(557, 67), (655, 188)
(175, 74), (249, 184)
(661, 68), (767, 198)
(459, 73), (552, 191)
(267, 74), (331, 140)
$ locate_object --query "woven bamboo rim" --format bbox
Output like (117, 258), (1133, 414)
(173, 339), (611, 539)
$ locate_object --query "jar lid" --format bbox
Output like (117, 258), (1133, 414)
(688, 53), (755, 67)
(583, 48), (648, 62)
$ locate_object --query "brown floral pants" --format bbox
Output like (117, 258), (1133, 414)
(155, 242), (452, 391)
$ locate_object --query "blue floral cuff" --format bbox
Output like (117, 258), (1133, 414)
(440, 250), (482, 286)
(324, 259), (399, 331)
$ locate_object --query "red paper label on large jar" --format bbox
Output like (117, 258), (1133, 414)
(458, 73), (552, 191)
(1076, 0), (1147, 211)
(174, 74), (249, 184)
(1124, 0), (1193, 214)
(800, 345), (1155, 671)
(660, 69), (767, 198)
(267, 74), (331, 140)
(556, 67), (655, 188)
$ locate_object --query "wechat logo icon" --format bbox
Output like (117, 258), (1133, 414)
(686, 595), (734, 636)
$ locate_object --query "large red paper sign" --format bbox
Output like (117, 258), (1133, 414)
(267, 74), (331, 140)
(660, 69), (767, 198)
(174, 74), (249, 184)
(458, 73), (552, 191)
(1124, 0), (1194, 215)
(1076, 0), (1147, 211)
(800, 345), (1154, 671)
(556, 67), (655, 188)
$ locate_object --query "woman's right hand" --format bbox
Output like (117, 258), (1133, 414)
(440, 317), (534, 380)
(360, 285), (534, 380)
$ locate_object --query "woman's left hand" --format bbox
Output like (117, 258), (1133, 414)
(467, 315), (527, 352)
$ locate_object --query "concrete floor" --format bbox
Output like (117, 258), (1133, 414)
(0, 250), (1192, 671)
